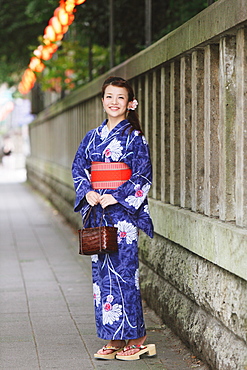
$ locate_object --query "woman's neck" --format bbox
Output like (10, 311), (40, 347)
(107, 116), (126, 131)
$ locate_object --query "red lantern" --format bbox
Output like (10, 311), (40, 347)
(29, 57), (45, 73)
(18, 82), (26, 94)
(48, 17), (64, 40)
(54, 6), (61, 18)
(55, 6), (69, 26)
(22, 69), (36, 92)
(49, 43), (58, 53)
(35, 63), (45, 73)
(49, 16), (63, 35)
(33, 46), (42, 58)
(21, 0), (84, 93)
(40, 46), (52, 61)
(43, 39), (51, 46)
(26, 68), (36, 81)
(65, 0), (76, 13)
(68, 13), (75, 25)
(44, 25), (57, 42)
(75, 0), (86, 4)
(44, 43), (58, 59)
(57, 33), (64, 41)
(61, 25), (69, 34)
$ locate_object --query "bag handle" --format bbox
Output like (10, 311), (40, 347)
(82, 206), (114, 229)
(82, 206), (93, 228)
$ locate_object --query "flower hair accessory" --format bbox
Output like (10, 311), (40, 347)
(128, 99), (138, 111)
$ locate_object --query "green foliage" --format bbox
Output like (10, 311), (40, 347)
(71, 0), (208, 64)
(0, 0), (58, 86)
(25, 0), (59, 23)
(156, 0), (208, 37)
(0, 0), (209, 90)
(37, 41), (109, 92)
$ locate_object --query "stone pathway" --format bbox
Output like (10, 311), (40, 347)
(0, 165), (209, 369)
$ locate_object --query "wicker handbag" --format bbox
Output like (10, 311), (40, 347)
(78, 207), (118, 255)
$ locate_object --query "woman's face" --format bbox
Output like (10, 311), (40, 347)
(102, 85), (130, 121)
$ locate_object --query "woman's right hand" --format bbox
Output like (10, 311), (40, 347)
(86, 191), (101, 207)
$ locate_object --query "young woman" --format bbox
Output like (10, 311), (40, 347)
(72, 76), (156, 361)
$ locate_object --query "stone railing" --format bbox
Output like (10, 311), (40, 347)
(27, 0), (247, 368)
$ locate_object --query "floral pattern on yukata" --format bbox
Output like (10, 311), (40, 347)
(125, 183), (151, 209)
(72, 119), (153, 340)
(103, 138), (123, 162)
(102, 295), (122, 325)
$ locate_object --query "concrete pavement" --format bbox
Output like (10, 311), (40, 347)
(0, 165), (209, 370)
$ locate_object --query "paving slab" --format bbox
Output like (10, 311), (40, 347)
(0, 166), (209, 370)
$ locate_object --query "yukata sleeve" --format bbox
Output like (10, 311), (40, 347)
(72, 133), (94, 212)
(111, 134), (152, 214)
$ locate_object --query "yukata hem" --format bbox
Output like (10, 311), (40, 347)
(96, 329), (147, 341)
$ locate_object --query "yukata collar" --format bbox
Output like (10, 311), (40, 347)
(102, 119), (130, 134)
(101, 119), (129, 131)
(99, 119), (130, 140)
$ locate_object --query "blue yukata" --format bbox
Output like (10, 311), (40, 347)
(72, 119), (153, 340)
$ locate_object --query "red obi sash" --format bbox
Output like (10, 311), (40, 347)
(91, 162), (132, 189)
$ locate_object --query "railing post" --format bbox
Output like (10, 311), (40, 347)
(236, 28), (247, 227)
(160, 66), (170, 203)
(152, 70), (157, 199)
(219, 36), (236, 221)
(170, 61), (180, 206)
(204, 44), (220, 217)
(180, 56), (192, 209)
(191, 50), (204, 213)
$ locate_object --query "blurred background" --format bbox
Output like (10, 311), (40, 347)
(0, 0), (213, 181)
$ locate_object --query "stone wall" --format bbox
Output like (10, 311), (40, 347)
(139, 231), (247, 370)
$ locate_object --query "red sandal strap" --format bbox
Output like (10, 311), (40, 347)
(122, 344), (146, 352)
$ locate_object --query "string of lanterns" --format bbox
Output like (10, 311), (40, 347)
(18, 0), (86, 95)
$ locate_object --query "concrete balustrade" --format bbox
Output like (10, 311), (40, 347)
(27, 0), (247, 368)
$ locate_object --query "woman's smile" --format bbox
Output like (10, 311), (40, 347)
(102, 85), (129, 126)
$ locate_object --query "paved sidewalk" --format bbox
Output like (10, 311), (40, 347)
(0, 167), (209, 370)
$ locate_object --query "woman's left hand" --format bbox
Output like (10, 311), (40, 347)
(99, 194), (118, 209)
